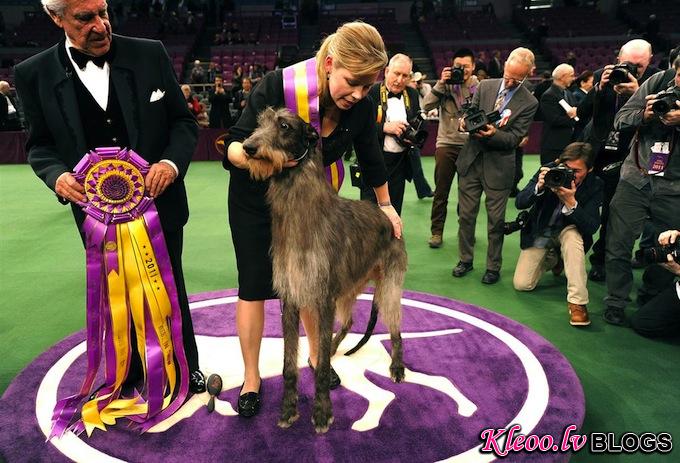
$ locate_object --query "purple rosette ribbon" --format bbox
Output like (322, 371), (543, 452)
(49, 147), (189, 439)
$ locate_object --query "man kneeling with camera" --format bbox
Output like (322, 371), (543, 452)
(630, 229), (680, 338)
(512, 142), (603, 326)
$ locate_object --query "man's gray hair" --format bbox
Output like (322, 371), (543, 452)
(506, 47), (536, 69)
(388, 53), (413, 68)
(619, 39), (653, 58)
(41, 0), (68, 16)
(552, 63), (574, 80)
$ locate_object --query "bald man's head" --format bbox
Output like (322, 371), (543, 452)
(618, 39), (653, 78)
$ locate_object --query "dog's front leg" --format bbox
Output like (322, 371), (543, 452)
(278, 301), (300, 428)
(312, 300), (335, 433)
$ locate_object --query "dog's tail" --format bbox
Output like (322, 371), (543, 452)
(344, 302), (379, 356)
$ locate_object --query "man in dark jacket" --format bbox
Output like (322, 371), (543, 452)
(208, 75), (233, 128)
(513, 142), (603, 326)
(539, 63), (577, 164)
(576, 39), (659, 282)
(15, 0), (205, 392)
(362, 53), (423, 215)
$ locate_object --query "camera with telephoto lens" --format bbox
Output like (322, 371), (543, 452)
(397, 111), (429, 148)
(447, 65), (465, 85)
(463, 106), (501, 133)
(544, 164), (575, 189)
(634, 241), (680, 264)
(503, 210), (530, 235)
(608, 62), (637, 86)
(651, 87), (680, 116)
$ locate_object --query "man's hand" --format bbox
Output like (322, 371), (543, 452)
(567, 107), (578, 119)
(458, 117), (467, 132)
(660, 101), (680, 126)
(55, 172), (86, 203)
(536, 166), (550, 192)
(598, 65), (614, 91)
(440, 67), (452, 85)
(145, 162), (177, 198)
(473, 123), (496, 138)
(658, 230), (680, 276)
(613, 71), (639, 96)
(551, 180), (577, 209)
(643, 93), (658, 121)
(384, 121), (408, 137)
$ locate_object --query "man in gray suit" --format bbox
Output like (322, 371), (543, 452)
(453, 47), (539, 284)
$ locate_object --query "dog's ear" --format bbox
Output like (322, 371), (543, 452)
(305, 122), (319, 145)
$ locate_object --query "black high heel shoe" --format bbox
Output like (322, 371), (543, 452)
(237, 380), (262, 417)
(308, 358), (341, 390)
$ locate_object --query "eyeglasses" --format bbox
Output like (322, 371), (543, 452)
(503, 75), (527, 86)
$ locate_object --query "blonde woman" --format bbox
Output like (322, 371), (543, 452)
(223, 22), (401, 417)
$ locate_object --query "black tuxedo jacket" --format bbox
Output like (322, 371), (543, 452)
(15, 35), (198, 231)
(539, 83), (575, 153)
(515, 163), (603, 251)
(368, 83), (422, 152)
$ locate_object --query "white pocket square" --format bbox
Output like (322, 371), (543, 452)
(149, 89), (165, 102)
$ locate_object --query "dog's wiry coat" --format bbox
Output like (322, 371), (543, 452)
(242, 108), (408, 433)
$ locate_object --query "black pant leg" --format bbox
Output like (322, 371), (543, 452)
(631, 282), (680, 338)
(163, 228), (200, 372)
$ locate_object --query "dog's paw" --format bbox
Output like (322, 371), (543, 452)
(277, 410), (299, 428)
(312, 414), (334, 434)
(390, 365), (405, 383)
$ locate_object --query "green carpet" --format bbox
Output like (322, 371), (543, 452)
(1, 156), (678, 462)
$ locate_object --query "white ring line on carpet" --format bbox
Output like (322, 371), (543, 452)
(35, 293), (552, 463)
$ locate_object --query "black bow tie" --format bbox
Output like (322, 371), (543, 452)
(69, 47), (111, 70)
(387, 91), (402, 99)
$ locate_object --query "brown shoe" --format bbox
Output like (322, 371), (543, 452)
(568, 303), (591, 326)
(428, 234), (443, 248)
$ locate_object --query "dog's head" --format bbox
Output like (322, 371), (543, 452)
(242, 107), (319, 181)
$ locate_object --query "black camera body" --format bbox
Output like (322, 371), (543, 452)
(635, 241), (680, 265)
(463, 107), (501, 133)
(651, 87), (680, 116)
(504, 210), (530, 235)
(397, 112), (428, 148)
(608, 62), (637, 86)
(544, 164), (575, 189)
(447, 65), (465, 85)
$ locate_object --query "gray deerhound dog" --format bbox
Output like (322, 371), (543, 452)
(242, 107), (407, 433)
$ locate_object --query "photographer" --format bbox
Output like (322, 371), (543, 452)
(453, 47), (538, 284)
(630, 230), (680, 338)
(512, 142), (603, 326)
(208, 75), (233, 129)
(363, 54), (424, 215)
(603, 57), (680, 326)
(577, 39), (659, 282)
(422, 48), (479, 248)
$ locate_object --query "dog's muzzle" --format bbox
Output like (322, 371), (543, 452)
(243, 144), (257, 157)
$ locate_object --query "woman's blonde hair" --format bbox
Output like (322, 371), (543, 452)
(315, 21), (387, 106)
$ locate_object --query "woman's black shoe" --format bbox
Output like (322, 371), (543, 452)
(308, 358), (341, 390)
(237, 381), (261, 417)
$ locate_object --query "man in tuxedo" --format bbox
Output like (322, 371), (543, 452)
(15, 0), (205, 393)
(513, 142), (603, 326)
(539, 63), (577, 164)
(362, 53), (424, 215)
(453, 47), (539, 284)
(208, 75), (233, 129)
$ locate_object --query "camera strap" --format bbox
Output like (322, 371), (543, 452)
(377, 84), (411, 124)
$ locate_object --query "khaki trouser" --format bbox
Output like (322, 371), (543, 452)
(513, 225), (589, 305)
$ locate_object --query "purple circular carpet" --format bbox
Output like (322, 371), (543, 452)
(0, 289), (584, 462)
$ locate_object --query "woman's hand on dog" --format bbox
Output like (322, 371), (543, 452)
(227, 142), (250, 169)
(380, 204), (403, 239)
